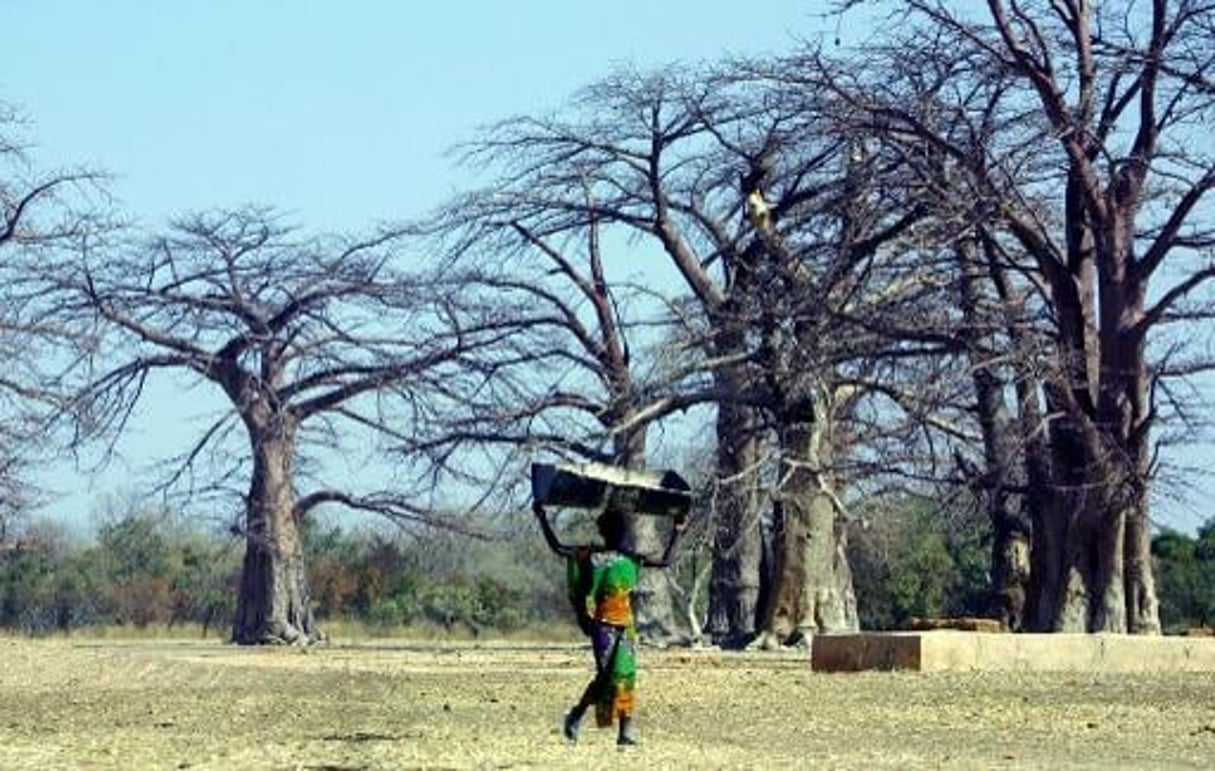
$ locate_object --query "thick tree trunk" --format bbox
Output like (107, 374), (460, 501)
(1056, 455), (1159, 635)
(232, 422), (319, 645)
(1046, 406), (1105, 632)
(705, 398), (763, 649)
(1055, 491), (1128, 633)
(758, 387), (857, 646)
(1091, 506), (1127, 633)
(1047, 410), (1159, 633)
(1124, 499), (1160, 633)
(1106, 318), (1160, 634)
(990, 518), (1031, 631)
(1045, 236), (1161, 633)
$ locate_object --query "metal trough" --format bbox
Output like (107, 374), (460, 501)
(530, 461), (692, 517)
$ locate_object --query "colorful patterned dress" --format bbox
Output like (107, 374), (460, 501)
(568, 547), (641, 727)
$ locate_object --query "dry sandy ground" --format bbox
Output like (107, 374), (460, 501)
(0, 636), (1213, 770)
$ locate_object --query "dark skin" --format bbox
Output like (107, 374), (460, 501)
(532, 502), (686, 568)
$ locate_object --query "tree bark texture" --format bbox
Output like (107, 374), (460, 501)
(705, 397), (764, 648)
(231, 417), (319, 645)
(1021, 384), (1064, 633)
(759, 386), (857, 644)
(630, 513), (682, 639)
(1036, 205), (1159, 632)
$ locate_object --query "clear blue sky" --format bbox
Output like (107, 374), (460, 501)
(2, 1), (1212, 534)
(0, 0), (827, 230)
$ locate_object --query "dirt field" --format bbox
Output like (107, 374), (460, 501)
(1, 636), (1212, 770)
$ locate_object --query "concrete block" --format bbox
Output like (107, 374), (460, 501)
(810, 632), (1215, 673)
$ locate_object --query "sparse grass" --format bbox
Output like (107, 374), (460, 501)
(0, 636), (1212, 769)
(8, 620), (584, 645)
(46, 623), (227, 641)
(317, 619), (585, 645)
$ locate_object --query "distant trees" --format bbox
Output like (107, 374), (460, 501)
(848, 498), (988, 631)
(307, 522), (565, 634)
(1152, 520), (1215, 632)
(7, 504), (1209, 637)
(0, 508), (571, 637)
(0, 507), (237, 634)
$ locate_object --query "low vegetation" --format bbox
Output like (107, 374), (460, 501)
(3, 506), (1212, 640)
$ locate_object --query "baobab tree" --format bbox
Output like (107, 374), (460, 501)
(766, 33), (1055, 629)
(447, 64), (937, 644)
(832, 0), (1215, 632)
(437, 69), (771, 644)
(58, 207), (502, 644)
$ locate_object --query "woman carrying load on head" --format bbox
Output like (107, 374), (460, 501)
(532, 497), (686, 747)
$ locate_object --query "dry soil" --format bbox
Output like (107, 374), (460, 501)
(0, 636), (1212, 769)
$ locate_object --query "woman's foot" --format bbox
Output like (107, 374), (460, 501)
(562, 711), (581, 742)
(617, 715), (638, 746)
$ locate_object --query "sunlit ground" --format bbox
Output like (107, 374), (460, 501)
(1, 634), (1212, 769)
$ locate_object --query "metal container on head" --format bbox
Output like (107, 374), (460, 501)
(530, 461), (692, 518)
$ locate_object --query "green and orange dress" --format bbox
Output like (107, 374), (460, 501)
(567, 547), (641, 727)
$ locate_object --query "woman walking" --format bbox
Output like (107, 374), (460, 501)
(533, 499), (686, 747)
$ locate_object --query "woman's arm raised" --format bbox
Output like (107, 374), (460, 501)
(533, 502), (575, 558)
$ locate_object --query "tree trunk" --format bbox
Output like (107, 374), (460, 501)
(758, 386), (857, 646)
(1124, 497), (1160, 633)
(1045, 224), (1161, 633)
(1055, 488), (1129, 633)
(1091, 505), (1127, 633)
(612, 423), (683, 642)
(1022, 383), (1064, 632)
(630, 514), (682, 640)
(232, 419), (319, 645)
(1048, 407), (1154, 633)
(705, 397), (763, 648)
(989, 518), (1031, 631)
(1055, 432), (1159, 634)
(1105, 310), (1160, 634)
(957, 238), (1030, 629)
(1045, 403), (1101, 632)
